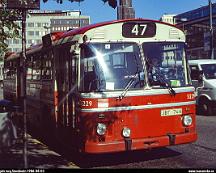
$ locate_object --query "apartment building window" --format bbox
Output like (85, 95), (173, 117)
(43, 23), (49, 27)
(27, 31), (34, 36)
(36, 40), (41, 44)
(35, 31), (40, 36)
(13, 39), (19, 44)
(28, 40), (34, 44)
(5, 39), (12, 44)
(28, 23), (34, 27)
(13, 48), (21, 52)
(36, 23), (41, 27)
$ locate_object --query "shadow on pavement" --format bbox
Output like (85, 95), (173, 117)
(0, 133), (78, 169)
(61, 147), (182, 168)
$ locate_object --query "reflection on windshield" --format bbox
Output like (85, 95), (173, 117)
(201, 64), (216, 79)
(81, 43), (144, 92)
(143, 42), (187, 88)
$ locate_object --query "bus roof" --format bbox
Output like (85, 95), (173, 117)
(61, 18), (180, 39)
(5, 18), (182, 61)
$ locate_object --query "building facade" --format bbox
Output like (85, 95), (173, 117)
(160, 14), (176, 25)
(5, 10), (90, 53)
(175, 3), (216, 59)
(117, 0), (135, 20)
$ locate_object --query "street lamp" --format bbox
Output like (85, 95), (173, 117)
(209, 0), (214, 59)
(5, 0), (40, 169)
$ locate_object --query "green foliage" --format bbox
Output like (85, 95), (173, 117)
(43, 0), (118, 8)
(102, 0), (118, 8)
(0, 0), (118, 58)
(0, 0), (21, 57)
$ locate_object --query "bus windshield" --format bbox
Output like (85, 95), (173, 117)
(143, 42), (187, 88)
(201, 64), (216, 79)
(81, 42), (144, 92)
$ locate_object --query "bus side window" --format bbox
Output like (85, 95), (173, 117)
(4, 62), (10, 79)
(27, 56), (33, 80)
(83, 58), (97, 91)
(32, 54), (41, 80)
(42, 52), (52, 80)
(4, 61), (16, 80)
(190, 65), (199, 80)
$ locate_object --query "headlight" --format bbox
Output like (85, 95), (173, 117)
(96, 123), (106, 135)
(183, 115), (192, 126)
(122, 127), (131, 138)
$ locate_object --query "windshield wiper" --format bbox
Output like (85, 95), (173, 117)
(117, 54), (143, 101)
(151, 69), (176, 96)
(147, 59), (176, 96)
(117, 73), (139, 101)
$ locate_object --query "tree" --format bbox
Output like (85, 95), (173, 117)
(0, 0), (118, 58)
(0, 0), (21, 59)
(102, 0), (118, 9)
(43, 0), (118, 9)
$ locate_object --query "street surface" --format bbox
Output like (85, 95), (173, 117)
(0, 88), (216, 169)
(57, 113), (216, 169)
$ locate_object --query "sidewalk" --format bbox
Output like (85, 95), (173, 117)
(0, 131), (79, 169)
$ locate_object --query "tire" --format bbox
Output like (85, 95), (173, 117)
(199, 99), (213, 116)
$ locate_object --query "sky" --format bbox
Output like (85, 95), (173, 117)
(40, 0), (215, 24)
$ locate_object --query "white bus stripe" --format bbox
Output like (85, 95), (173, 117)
(80, 101), (195, 113)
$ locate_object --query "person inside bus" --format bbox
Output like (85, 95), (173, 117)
(146, 54), (163, 86)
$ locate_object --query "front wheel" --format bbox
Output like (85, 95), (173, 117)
(199, 99), (213, 116)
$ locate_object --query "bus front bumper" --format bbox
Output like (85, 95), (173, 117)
(84, 132), (197, 154)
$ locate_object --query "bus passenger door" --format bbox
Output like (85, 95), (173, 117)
(55, 43), (78, 133)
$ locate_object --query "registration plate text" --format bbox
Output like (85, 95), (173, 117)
(161, 108), (182, 116)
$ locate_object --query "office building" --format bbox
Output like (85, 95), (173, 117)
(117, 0), (135, 20)
(175, 3), (216, 59)
(5, 10), (90, 53)
(160, 14), (176, 25)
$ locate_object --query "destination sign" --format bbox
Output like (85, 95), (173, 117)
(122, 22), (156, 38)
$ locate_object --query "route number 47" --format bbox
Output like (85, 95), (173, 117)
(131, 24), (147, 36)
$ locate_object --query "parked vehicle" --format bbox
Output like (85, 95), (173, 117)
(189, 59), (216, 115)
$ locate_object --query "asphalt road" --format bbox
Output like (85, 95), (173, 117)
(0, 88), (215, 169)
(55, 114), (216, 169)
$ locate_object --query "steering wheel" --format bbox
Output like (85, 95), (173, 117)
(133, 80), (145, 88)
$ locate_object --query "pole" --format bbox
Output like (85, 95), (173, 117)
(209, 0), (214, 59)
(21, 9), (28, 168)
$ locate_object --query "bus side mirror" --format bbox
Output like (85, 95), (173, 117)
(198, 70), (204, 82)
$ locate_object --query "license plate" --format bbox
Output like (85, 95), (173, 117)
(161, 108), (182, 116)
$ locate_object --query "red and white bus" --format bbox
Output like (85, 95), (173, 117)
(3, 18), (197, 153)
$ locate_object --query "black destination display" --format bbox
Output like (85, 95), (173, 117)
(122, 22), (156, 38)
